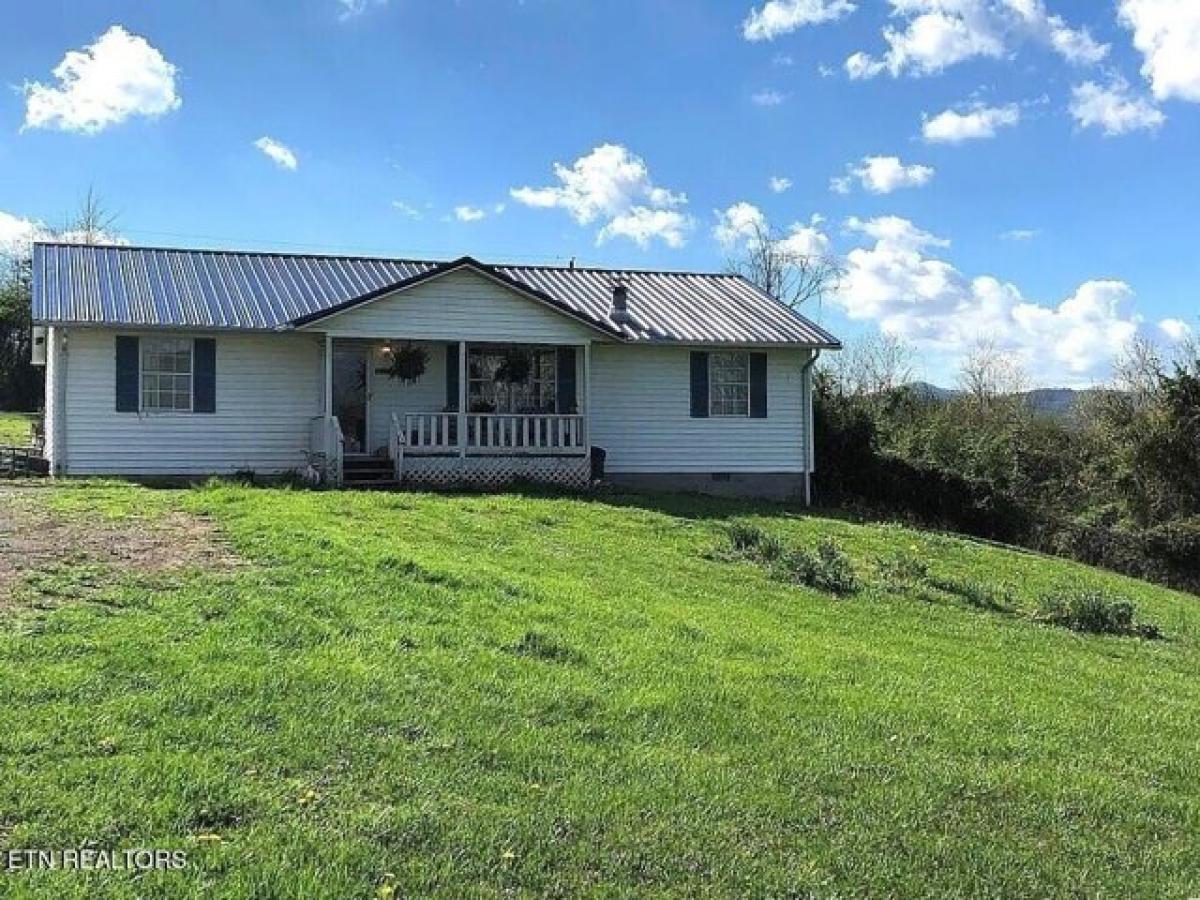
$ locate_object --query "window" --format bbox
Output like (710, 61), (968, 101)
(467, 347), (557, 414)
(709, 351), (750, 417)
(141, 338), (193, 412)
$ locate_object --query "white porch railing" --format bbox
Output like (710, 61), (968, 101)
(403, 412), (587, 456)
(309, 415), (345, 486)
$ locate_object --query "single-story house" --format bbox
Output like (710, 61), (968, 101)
(30, 243), (840, 499)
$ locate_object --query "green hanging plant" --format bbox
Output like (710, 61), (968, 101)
(380, 342), (429, 384)
(495, 347), (533, 385)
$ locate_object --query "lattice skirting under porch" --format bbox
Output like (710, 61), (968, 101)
(400, 454), (591, 490)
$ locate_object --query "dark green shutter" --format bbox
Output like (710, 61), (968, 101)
(749, 353), (768, 418)
(194, 338), (216, 413)
(115, 336), (139, 412)
(445, 343), (460, 411)
(690, 351), (709, 418)
(556, 347), (577, 413)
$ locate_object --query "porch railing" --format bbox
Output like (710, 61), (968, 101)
(403, 412), (587, 455)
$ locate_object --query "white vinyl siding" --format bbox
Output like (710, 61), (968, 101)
(59, 329), (322, 475)
(590, 345), (809, 473)
(311, 268), (597, 344)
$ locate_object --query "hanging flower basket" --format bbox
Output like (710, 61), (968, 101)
(380, 342), (429, 384)
(495, 347), (533, 384)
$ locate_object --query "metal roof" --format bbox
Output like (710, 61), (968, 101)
(31, 242), (841, 347)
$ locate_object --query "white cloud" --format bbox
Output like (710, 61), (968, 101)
(923, 102), (1020, 142)
(337, 0), (386, 19)
(769, 175), (793, 193)
(22, 25), (180, 134)
(511, 144), (693, 248)
(454, 205), (487, 222)
(837, 215), (1146, 384)
(846, 0), (1107, 79)
(714, 202), (769, 247)
(1118, 0), (1200, 102)
(254, 136), (298, 170)
(751, 89), (788, 106)
(1070, 77), (1166, 135)
(1159, 318), (1192, 343)
(831, 156), (935, 194)
(742, 0), (857, 41)
(392, 201), (422, 219)
(1001, 228), (1040, 241)
(0, 211), (43, 259)
(714, 203), (832, 257)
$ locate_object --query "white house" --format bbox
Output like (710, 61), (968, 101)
(31, 244), (840, 499)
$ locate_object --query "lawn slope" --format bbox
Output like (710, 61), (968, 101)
(1, 483), (1198, 898)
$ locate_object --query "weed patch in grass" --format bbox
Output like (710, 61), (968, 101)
(1035, 589), (1163, 639)
(508, 630), (584, 665)
(772, 538), (860, 595)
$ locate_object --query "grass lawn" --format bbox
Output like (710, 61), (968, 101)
(0, 412), (36, 446)
(2, 482), (1198, 898)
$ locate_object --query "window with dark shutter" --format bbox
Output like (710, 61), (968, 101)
(445, 343), (460, 410)
(556, 346), (577, 414)
(690, 351), (710, 418)
(115, 336), (140, 412)
(194, 339), (216, 413)
(749, 353), (768, 418)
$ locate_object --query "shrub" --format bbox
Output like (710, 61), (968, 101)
(1035, 590), (1161, 639)
(875, 549), (930, 586)
(775, 537), (859, 595)
(725, 521), (784, 562)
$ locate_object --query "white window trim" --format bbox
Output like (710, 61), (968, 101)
(140, 337), (194, 414)
(709, 351), (751, 418)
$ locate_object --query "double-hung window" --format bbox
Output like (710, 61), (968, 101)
(467, 347), (557, 414)
(141, 338), (193, 412)
(709, 351), (750, 417)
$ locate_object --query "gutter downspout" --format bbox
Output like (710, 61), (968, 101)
(800, 349), (821, 507)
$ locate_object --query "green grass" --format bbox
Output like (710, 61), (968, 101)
(2, 483), (1199, 898)
(0, 412), (36, 446)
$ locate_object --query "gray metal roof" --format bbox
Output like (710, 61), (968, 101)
(31, 242), (841, 347)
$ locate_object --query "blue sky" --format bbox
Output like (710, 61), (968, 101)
(1, 0), (1197, 386)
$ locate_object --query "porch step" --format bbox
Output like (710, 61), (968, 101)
(341, 456), (397, 490)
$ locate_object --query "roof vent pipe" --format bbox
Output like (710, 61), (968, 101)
(610, 279), (632, 325)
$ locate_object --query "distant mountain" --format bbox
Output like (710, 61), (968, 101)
(903, 383), (1095, 418)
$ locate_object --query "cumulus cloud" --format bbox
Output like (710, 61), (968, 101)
(1118, 0), (1200, 102)
(511, 144), (692, 248)
(253, 137), (298, 170)
(846, 0), (1107, 79)
(1159, 318), (1192, 343)
(742, 0), (856, 41)
(22, 25), (181, 134)
(923, 102), (1020, 142)
(0, 211), (43, 259)
(831, 156), (935, 194)
(1070, 77), (1166, 136)
(836, 215), (1145, 384)
(769, 175), (793, 193)
(714, 203), (832, 257)
(454, 205), (487, 222)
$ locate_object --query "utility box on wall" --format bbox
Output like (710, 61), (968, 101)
(31, 326), (47, 366)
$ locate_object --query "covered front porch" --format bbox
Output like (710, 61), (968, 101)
(310, 336), (593, 489)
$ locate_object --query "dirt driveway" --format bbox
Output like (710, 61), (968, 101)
(0, 483), (240, 607)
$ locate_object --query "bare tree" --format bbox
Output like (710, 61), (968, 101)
(57, 187), (120, 245)
(957, 338), (1028, 405)
(827, 332), (915, 398)
(726, 220), (845, 310)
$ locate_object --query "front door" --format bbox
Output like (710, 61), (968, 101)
(332, 346), (369, 454)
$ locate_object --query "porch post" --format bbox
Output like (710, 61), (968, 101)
(324, 334), (333, 417)
(457, 340), (467, 457)
(582, 341), (591, 449)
